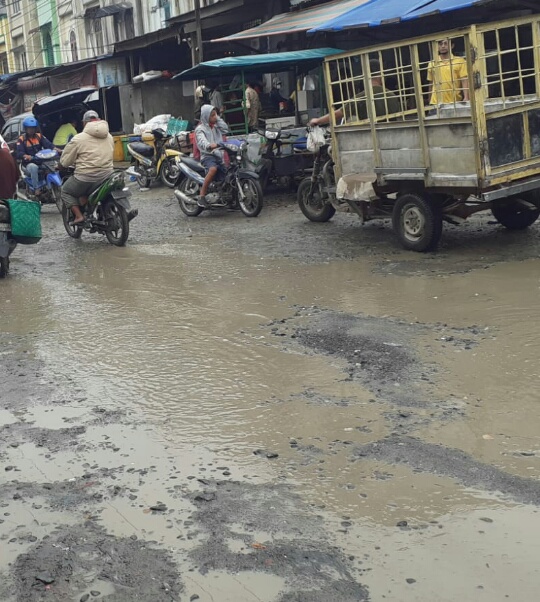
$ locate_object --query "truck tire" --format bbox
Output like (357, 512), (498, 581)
(392, 192), (443, 252)
(491, 195), (540, 230)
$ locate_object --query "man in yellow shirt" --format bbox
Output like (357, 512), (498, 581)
(427, 39), (469, 105)
(53, 111), (78, 149)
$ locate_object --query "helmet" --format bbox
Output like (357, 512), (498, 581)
(23, 116), (39, 128)
(82, 110), (100, 122)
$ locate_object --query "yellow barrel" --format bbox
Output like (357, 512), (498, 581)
(113, 136), (125, 162)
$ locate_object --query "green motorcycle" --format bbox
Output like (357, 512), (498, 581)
(62, 171), (137, 246)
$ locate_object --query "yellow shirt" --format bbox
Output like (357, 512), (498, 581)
(53, 123), (78, 147)
(427, 54), (468, 105)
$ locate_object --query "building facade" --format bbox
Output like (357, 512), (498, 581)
(0, 1), (15, 74)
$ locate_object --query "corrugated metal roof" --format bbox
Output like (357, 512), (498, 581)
(212, 0), (370, 42)
(308, 0), (494, 32)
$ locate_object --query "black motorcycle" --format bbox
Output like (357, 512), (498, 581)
(257, 128), (312, 192)
(297, 131), (337, 223)
(174, 139), (263, 217)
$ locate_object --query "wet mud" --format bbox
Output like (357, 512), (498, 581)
(2, 187), (540, 601)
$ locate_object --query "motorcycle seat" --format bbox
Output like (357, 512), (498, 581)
(181, 157), (205, 173)
(130, 142), (154, 158)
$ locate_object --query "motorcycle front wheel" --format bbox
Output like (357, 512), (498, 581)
(0, 256), (9, 278)
(177, 178), (203, 217)
(62, 206), (83, 239)
(297, 178), (336, 222)
(160, 157), (181, 188)
(238, 178), (263, 217)
(103, 201), (129, 246)
(52, 183), (63, 213)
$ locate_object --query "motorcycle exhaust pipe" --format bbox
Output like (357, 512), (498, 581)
(174, 189), (194, 205)
(125, 166), (140, 177)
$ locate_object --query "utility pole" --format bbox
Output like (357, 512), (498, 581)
(194, 0), (203, 64)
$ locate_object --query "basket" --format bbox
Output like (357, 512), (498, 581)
(167, 118), (189, 136)
(5, 199), (42, 244)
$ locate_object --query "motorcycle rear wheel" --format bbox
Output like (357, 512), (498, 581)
(160, 157), (181, 188)
(62, 206), (83, 239)
(104, 201), (129, 246)
(177, 179), (203, 217)
(238, 178), (263, 217)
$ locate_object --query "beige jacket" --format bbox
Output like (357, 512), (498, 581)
(60, 120), (114, 180)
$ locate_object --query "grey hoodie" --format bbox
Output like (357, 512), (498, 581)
(60, 120), (114, 183)
(195, 104), (229, 161)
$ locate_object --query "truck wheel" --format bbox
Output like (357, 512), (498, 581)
(297, 178), (336, 222)
(392, 192), (442, 252)
(491, 196), (540, 230)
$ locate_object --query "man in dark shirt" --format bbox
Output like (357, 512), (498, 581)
(0, 148), (20, 199)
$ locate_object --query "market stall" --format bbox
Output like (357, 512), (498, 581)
(173, 48), (342, 134)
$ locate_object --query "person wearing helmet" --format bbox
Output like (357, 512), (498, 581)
(15, 116), (55, 195)
(60, 110), (114, 225)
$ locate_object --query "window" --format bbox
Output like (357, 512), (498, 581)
(0, 54), (8, 75)
(70, 30), (78, 62)
(10, 0), (21, 14)
(114, 9), (135, 42)
(15, 51), (27, 71)
(93, 18), (104, 55)
(43, 29), (54, 66)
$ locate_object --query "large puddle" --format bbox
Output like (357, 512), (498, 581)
(2, 219), (540, 600)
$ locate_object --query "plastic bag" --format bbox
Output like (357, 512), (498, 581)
(307, 126), (326, 152)
(137, 114), (172, 134)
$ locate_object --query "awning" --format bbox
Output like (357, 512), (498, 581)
(86, 2), (132, 19)
(308, 0), (495, 32)
(114, 26), (180, 54)
(173, 48), (342, 80)
(211, 0), (370, 42)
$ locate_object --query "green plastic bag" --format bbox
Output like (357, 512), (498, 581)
(6, 199), (42, 244)
(167, 117), (189, 136)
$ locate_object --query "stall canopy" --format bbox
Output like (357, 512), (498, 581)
(308, 0), (496, 32)
(173, 48), (342, 80)
(211, 0), (370, 42)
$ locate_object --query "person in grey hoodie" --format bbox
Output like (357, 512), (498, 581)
(60, 110), (114, 224)
(195, 104), (229, 208)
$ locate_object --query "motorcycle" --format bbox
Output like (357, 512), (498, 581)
(0, 202), (16, 278)
(256, 128), (312, 192)
(297, 129), (337, 223)
(62, 171), (138, 246)
(18, 149), (63, 212)
(126, 129), (183, 188)
(174, 139), (263, 217)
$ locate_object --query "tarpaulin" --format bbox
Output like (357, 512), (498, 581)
(49, 65), (96, 95)
(212, 0), (370, 41)
(308, 0), (494, 32)
(173, 48), (342, 81)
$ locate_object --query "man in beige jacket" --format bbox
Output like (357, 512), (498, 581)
(60, 110), (114, 224)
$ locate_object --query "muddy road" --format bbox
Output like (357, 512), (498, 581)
(1, 185), (540, 601)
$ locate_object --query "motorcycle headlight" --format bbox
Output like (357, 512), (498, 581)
(265, 130), (279, 140)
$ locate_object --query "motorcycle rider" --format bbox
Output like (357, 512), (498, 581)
(15, 116), (55, 196)
(60, 110), (114, 225)
(195, 104), (229, 208)
(0, 146), (20, 199)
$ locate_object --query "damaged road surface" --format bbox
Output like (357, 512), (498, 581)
(1, 187), (540, 601)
